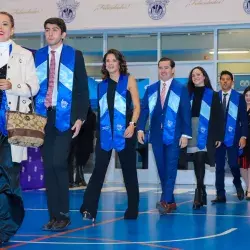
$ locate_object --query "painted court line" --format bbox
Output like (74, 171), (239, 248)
(10, 228), (237, 245)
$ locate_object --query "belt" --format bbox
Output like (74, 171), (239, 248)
(47, 106), (56, 111)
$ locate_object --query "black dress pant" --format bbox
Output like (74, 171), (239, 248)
(42, 110), (72, 221)
(81, 136), (139, 218)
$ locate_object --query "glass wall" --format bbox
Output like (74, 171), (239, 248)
(13, 36), (41, 50)
(161, 32), (214, 61)
(65, 35), (103, 63)
(108, 34), (157, 62)
(218, 29), (250, 60)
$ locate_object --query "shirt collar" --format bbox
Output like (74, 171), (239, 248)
(222, 89), (232, 96)
(0, 40), (11, 48)
(160, 78), (173, 86)
(48, 43), (63, 54)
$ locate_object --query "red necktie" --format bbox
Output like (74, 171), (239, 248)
(160, 82), (166, 108)
(45, 50), (56, 108)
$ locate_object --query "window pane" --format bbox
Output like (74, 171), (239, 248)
(162, 32), (213, 61)
(13, 36), (41, 50)
(86, 66), (102, 79)
(218, 63), (250, 92)
(218, 29), (250, 60)
(65, 35), (103, 63)
(108, 34), (157, 62)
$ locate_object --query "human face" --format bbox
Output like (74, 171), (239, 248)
(45, 23), (66, 49)
(158, 60), (175, 82)
(0, 14), (14, 42)
(192, 68), (205, 87)
(220, 74), (234, 92)
(245, 91), (250, 105)
(105, 53), (120, 75)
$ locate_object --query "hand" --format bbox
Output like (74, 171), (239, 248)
(0, 79), (12, 90)
(239, 137), (246, 149)
(137, 131), (145, 144)
(71, 119), (83, 138)
(124, 124), (135, 138)
(179, 136), (188, 148)
(215, 141), (221, 148)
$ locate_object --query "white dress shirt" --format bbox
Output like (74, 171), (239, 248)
(48, 44), (63, 106)
(221, 89), (232, 108)
(0, 40), (11, 68)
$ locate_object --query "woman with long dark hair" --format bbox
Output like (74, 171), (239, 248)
(239, 86), (250, 200)
(80, 49), (140, 222)
(186, 67), (224, 209)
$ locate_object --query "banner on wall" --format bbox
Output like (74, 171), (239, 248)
(234, 74), (250, 93)
(2, 0), (250, 33)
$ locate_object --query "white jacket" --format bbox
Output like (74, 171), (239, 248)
(5, 40), (39, 163)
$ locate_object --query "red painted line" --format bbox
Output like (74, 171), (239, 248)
(5, 200), (191, 249)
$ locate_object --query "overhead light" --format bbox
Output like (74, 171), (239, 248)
(209, 50), (250, 54)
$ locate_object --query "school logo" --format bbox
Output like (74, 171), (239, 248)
(243, 0), (250, 14)
(57, 0), (80, 23)
(146, 0), (170, 20)
(200, 127), (206, 134)
(61, 99), (68, 109)
(228, 126), (233, 132)
(167, 120), (173, 128)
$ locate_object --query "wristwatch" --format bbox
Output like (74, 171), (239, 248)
(129, 121), (137, 127)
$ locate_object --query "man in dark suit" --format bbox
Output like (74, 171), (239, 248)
(212, 70), (247, 203)
(137, 57), (192, 214)
(35, 17), (89, 231)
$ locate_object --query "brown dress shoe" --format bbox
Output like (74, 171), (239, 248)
(42, 218), (56, 231)
(51, 219), (71, 231)
(156, 201), (177, 214)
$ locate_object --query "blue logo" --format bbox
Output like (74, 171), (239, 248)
(57, 0), (80, 23)
(146, 0), (170, 20)
(243, 0), (250, 14)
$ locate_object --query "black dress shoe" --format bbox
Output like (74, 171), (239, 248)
(82, 211), (96, 223)
(236, 187), (244, 201)
(42, 218), (56, 231)
(124, 209), (138, 220)
(51, 219), (71, 231)
(211, 196), (226, 203)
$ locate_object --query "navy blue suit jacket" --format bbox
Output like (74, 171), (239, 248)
(221, 90), (248, 146)
(138, 79), (192, 146)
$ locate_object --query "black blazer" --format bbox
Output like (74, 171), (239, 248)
(47, 49), (89, 124)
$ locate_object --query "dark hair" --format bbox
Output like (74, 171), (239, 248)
(158, 57), (175, 68)
(101, 49), (129, 80)
(187, 66), (213, 94)
(0, 11), (14, 27)
(244, 86), (250, 96)
(44, 17), (66, 33)
(220, 70), (233, 81)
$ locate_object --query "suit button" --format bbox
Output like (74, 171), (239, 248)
(8, 66), (10, 69)
(17, 84), (21, 88)
(22, 100), (26, 104)
(8, 102), (11, 104)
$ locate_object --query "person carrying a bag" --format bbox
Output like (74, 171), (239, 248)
(0, 11), (39, 244)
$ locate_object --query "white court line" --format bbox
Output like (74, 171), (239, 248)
(10, 228), (237, 245)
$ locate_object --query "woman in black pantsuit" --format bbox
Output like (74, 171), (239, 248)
(80, 49), (140, 222)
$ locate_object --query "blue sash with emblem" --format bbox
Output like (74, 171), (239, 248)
(191, 88), (213, 150)
(163, 81), (182, 145)
(35, 45), (75, 132)
(219, 89), (240, 147)
(0, 45), (12, 136)
(147, 80), (182, 145)
(99, 75), (128, 152)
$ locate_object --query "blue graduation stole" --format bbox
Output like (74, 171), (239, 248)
(191, 88), (213, 150)
(35, 45), (75, 132)
(163, 80), (182, 145)
(147, 80), (182, 145)
(0, 45), (12, 136)
(99, 75), (128, 152)
(219, 89), (240, 147)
